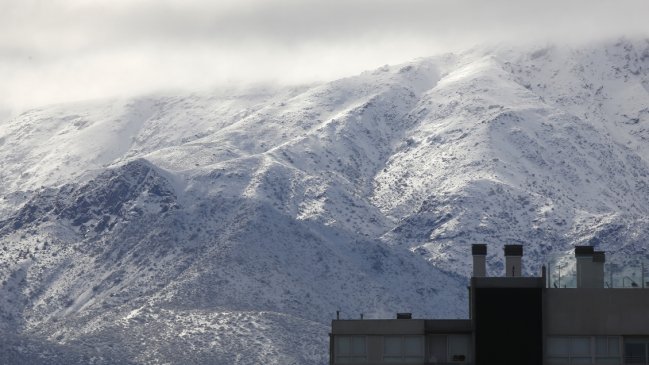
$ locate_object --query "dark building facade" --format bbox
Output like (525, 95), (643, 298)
(330, 245), (649, 365)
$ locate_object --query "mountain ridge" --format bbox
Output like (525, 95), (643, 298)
(2, 39), (649, 364)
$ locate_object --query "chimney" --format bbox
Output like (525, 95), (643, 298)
(504, 245), (523, 277)
(591, 251), (606, 288)
(472, 244), (487, 277)
(575, 246), (598, 288)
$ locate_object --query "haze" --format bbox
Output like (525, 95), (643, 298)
(2, 0), (649, 117)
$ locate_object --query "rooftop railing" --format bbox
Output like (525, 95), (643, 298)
(546, 251), (649, 289)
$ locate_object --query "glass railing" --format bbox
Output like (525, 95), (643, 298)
(606, 253), (649, 288)
(546, 251), (649, 289)
(547, 253), (577, 288)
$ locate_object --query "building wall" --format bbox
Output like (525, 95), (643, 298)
(330, 286), (649, 364)
(473, 287), (543, 365)
(331, 320), (472, 364)
(332, 319), (425, 335)
(544, 288), (649, 335)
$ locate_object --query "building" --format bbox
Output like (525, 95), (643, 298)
(329, 244), (649, 365)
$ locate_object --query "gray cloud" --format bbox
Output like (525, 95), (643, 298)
(2, 0), (649, 115)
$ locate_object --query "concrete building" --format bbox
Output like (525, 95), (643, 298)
(329, 244), (649, 365)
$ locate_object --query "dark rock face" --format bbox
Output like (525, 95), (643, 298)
(1, 159), (178, 235)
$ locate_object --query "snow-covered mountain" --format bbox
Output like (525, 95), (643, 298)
(2, 38), (649, 364)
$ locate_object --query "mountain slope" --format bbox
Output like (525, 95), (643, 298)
(2, 39), (649, 364)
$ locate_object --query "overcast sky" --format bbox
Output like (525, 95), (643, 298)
(2, 0), (649, 116)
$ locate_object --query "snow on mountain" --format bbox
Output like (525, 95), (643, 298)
(2, 39), (649, 364)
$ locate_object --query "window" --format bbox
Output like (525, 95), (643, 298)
(335, 336), (367, 363)
(547, 336), (590, 364)
(547, 336), (621, 364)
(595, 336), (620, 364)
(623, 338), (649, 365)
(571, 337), (591, 364)
(427, 335), (447, 363)
(448, 335), (471, 363)
(426, 334), (471, 363)
(384, 336), (402, 362)
(383, 336), (424, 363)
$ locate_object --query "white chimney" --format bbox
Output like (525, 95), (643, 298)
(592, 251), (605, 288)
(575, 246), (605, 288)
(472, 244), (487, 277)
(504, 245), (523, 277)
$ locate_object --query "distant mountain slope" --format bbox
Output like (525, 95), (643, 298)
(2, 39), (649, 364)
